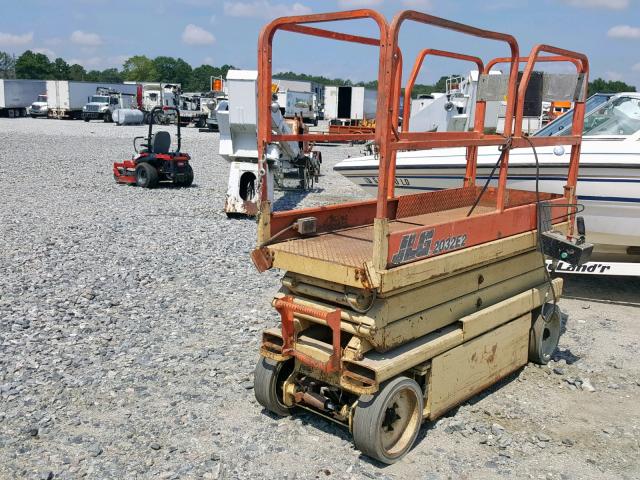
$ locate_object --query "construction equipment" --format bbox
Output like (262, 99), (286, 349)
(218, 70), (321, 216)
(249, 9), (592, 464)
(82, 87), (137, 122)
(112, 106), (193, 188)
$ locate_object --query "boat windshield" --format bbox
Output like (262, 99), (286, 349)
(582, 96), (640, 136)
(534, 93), (612, 137)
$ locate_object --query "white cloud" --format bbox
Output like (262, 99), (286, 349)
(561, 0), (628, 9)
(0, 31), (33, 47)
(337, 0), (383, 7)
(182, 24), (216, 45)
(402, 0), (433, 8)
(33, 48), (56, 60)
(70, 30), (103, 46)
(632, 63), (640, 72)
(605, 71), (623, 81)
(224, 1), (312, 18)
(607, 25), (640, 39)
(203, 56), (214, 65)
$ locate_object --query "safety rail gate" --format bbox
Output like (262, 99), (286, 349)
(251, 9), (589, 290)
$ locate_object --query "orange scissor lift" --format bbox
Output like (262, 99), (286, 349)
(250, 9), (590, 463)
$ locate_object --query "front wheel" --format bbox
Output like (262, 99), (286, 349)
(135, 163), (159, 188)
(254, 357), (294, 417)
(353, 376), (423, 464)
(104, 111), (112, 123)
(529, 303), (562, 365)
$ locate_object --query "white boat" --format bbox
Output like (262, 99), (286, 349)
(334, 93), (640, 261)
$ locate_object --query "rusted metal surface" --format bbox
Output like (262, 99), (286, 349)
(485, 55), (582, 73)
(276, 295), (342, 373)
(253, 7), (588, 276)
(250, 247), (273, 272)
(224, 195), (259, 216)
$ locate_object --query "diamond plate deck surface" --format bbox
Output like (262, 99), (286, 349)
(268, 205), (495, 268)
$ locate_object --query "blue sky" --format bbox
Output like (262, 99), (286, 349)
(1, 0), (639, 88)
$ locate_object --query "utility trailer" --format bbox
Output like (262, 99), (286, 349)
(249, 9), (592, 464)
(0, 79), (45, 118)
(46, 81), (137, 119)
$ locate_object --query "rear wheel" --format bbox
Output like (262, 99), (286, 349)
(353, 376), (423, 464)
(180, 164), (194, 187)
(135, 163), (159, 188)
(529, 303), (561, 365)
(254, 357), (294, 417)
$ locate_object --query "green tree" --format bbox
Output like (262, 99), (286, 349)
(122, 55), (158, 82)
(0, 51), (16, 78)
(588, 77), (636, 96)
(15, 50), (52, 79)
(69, 64), (87, 81)
(153, 56), (192, 86)
(99, 68), (123, 83)
(51, 57), (70, 80)
(188, 64), (217, 91)
(85, 70), (101, 81)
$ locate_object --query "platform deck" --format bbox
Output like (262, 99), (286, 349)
(267, 205), (495, 268)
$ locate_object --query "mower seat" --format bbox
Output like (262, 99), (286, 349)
(152, 131), (171, 154)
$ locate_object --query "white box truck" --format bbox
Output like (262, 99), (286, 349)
(0, 79), (46, 118)
(46, 81), (137, 119)
(323, 85), (377, 122)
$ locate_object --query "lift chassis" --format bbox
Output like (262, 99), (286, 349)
(250, 9), (590, 464)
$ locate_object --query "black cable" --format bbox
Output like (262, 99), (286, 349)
(466, 136), (512, 217)
(521, 135), (558, 321)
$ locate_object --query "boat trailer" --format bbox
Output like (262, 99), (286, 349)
(250, 8), (592, 464)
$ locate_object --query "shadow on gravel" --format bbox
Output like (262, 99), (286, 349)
(559, 274), (640, 307)
(273, 188), (324, 211)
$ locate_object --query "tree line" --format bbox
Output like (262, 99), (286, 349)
(0, 50), (234, 92)
(1, 50), (636, 97)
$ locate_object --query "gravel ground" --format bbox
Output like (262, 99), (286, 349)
(0, 118), (639, 480)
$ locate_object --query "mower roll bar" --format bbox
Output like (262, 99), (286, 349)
(133, 106), (182, 154)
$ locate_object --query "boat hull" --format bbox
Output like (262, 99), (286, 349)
(334, 145), (640, 253)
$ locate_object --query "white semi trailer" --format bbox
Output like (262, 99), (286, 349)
(0, 79), (46, 118)
(46, 81), (138, 119)
(323, 85), (377, 122)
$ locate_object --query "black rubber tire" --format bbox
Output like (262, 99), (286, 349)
(180, 164), (194, 187)
(104, 111), (112, 123)
(353, 376), (423, 464)
(254, 357), (294, 417)
(529, 303), (562, 365)
(135, 163), (159, 188)
(83, 117), (90, 122)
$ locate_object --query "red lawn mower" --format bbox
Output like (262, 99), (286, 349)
(113, 106), (194, 188)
